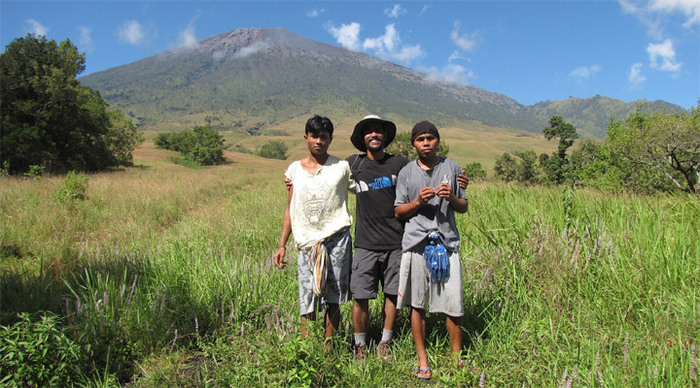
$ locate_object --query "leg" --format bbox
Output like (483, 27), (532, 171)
(376, 294), (398, 362)
(382, 294), (397, 332)
(300, 311), (316, 339)
(325, 303), (340, 339)
(446, 314), (463, 355)
(352, 299), (369, 337)
(411, 307), (430, 373)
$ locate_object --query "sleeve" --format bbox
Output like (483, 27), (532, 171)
(394, 169), (409, 206)
(343, 161), (356, 191)
(284, 162), (295, 181)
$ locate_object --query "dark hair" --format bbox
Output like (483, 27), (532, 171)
(305, 115), (334, 137)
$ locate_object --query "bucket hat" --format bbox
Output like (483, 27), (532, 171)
(350, 115), (397, 152)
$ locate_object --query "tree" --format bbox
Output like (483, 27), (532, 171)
(463, 162), (487, 181)
(0, 34), (141, 174)
(494, 153), (518, 182)
(544, 115), (579, 160)
(542, 115), (579, 184)
(606, 105), (700, 193)
(515, 150), (539, 185)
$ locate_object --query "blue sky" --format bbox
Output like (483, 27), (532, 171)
(1, 1), (698, 109)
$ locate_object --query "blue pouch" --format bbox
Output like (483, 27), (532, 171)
(424, 231), (449, 283)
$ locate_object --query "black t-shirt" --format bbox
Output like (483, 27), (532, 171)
(346, 153), (409, 250)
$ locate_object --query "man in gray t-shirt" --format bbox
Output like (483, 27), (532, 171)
(394, 121), (469, 380)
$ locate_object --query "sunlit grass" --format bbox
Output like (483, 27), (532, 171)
(1, 142), (697, 386)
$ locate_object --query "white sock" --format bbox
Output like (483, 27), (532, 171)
(354, 332), (367, 346)
(381, 329), (393, 343)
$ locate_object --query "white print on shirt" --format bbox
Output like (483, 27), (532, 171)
(300, 179), (334, 227)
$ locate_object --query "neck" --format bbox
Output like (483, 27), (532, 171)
(366, 149), (385, 161)
(309, 153), (329, 165)
(417, 155), (439, 170)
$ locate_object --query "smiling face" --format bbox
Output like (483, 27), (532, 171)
(412, 133), (439, 159)
(304, 129), (332, 157)
(362, 122), (385, 153)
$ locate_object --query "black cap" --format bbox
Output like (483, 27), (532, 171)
(411, 121), (440, 143)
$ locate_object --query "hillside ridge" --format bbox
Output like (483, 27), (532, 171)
(80, 27), (686, 139)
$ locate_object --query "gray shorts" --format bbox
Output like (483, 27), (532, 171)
(297, 228), (352, 315)
(396, 249), (463, 317)
(350, 247), (402, 300)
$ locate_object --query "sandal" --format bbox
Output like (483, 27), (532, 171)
(414, 366), (432, 380)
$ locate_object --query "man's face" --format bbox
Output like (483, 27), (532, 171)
(305, 130), (332, 156)
(363, 123), (385, 153)
(412, 133), (439, 158)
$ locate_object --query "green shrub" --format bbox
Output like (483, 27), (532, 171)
(463, 161), (487, 181)
(0, 312), (86, 387)
(154, 126), (225, 165)
(53, 171), (89, 203)
(255, 140), (288, 160)
(23, 165), (45, 180)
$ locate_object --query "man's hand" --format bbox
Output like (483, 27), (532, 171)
(273, 247), (287, 269)
(457, 169), (469, 189)
(418, 186), (437, 204)
(284, 177), (292, 191)
(436, 182), (452, 199)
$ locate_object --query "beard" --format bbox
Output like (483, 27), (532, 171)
(365, 137), (384, 153)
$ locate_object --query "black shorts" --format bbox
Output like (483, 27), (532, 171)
(350, 247), (402, 300)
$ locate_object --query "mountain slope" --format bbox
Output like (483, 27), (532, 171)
(80, 28), (686, 138)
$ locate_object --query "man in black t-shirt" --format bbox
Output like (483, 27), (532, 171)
(347, 115), (467, 362)
(347, 115), (407, 361)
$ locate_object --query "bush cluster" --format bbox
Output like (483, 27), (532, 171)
(154, 126), (226, 165)
(494, 108), (700, 194)
(255, 140), (288, 160)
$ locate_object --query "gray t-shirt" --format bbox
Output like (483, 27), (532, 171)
(394, 158), (466, 252)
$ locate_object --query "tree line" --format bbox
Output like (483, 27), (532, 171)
(494, 109), (699, 194)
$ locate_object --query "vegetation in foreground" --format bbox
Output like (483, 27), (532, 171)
(1, 144), (698, 386)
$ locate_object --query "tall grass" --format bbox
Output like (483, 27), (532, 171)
(1, 145), (698, 386)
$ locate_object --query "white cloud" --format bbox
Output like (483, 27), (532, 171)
(419, 5), (431, 16)
(362, 24), (424, 65)
(647, 39), (682, 72)
(177, 24), (199, 49)
(628, 63), (646, 87)
(448, 50), (468, 62)
(79, 26), (94, 52)
(363, 24), (399, 52)
(450, 21), (477, 52)
(385, 4), (406, 19)
(327, 22), (424, 65)
(327, 22), (361, 51)
(421, 63), (475, 85)
(617, 0), (665, 39)
(117, 20), (147, 46)
(649, 0), (700, 28)
(26, 19), (48, 36)
(569, 65), (602, 79)
(618, 0), (699, 38)
(307, 8), (324, 18)
(233, 42), (269, 59)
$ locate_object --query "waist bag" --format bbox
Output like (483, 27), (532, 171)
(424, 231), (449, 283)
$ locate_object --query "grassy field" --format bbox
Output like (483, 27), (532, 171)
(1, 141), (698, 387)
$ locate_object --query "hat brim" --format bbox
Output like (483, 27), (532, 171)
(350, 118), (397, 152)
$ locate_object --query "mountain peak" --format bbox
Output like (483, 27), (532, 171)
(199, 27), (336, 60)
